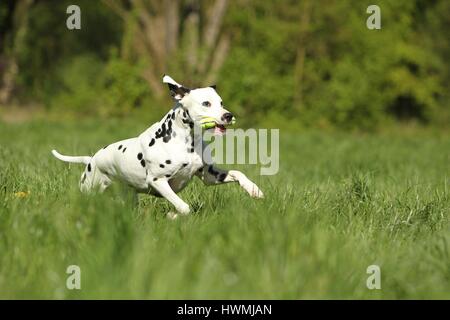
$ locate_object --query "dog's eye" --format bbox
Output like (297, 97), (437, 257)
(202, 101), (211, 107)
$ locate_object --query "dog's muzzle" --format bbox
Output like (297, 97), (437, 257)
(200, 116), (236, 134)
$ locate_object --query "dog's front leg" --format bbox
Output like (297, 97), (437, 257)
(196, 165), (264, 199)
(147, 178), (190, 219)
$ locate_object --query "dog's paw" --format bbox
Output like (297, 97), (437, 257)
(244, 183), (264, 199)
(167, 211), (179, 220)
(176, 203), (191, 215)
(250, 187), (264, 199)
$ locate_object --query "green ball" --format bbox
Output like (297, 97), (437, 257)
(200, 118), (236, 129)
(201, 122), (216, 129)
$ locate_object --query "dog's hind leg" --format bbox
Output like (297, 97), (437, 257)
(79, 162), (112, 193)
(196, 165), (264, 199)
(97, 175), (112, 193)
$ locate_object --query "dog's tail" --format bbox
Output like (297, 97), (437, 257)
(51, 149), (91, 165)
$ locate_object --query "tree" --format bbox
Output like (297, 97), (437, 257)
(0, 0), (34, 105)
(102, 0), (230, 96)
(293, 0), (312, 110)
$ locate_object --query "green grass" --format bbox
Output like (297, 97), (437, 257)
(0, 119), (449, 299)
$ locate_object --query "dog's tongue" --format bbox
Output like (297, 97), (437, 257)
(214, 125), (226, 135)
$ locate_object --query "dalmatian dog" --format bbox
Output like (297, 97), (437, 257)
(51, 75), (264, 219)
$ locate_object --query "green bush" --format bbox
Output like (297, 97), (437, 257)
(50, 55), (103, 114)
(99, 53), (152, 116)
(220, 0), (447, 130)
(1, 0), (448, 129)
(50, 52), (152, 117)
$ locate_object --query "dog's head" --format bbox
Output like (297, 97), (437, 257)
(163, 75), (235, 135)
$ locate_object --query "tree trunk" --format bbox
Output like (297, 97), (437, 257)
(197, 0), (228, 75)
(294, 0), (312, 110)
(0, 0), (33, 105)
(103, 0), (230, 96)
(164, 0), (179, 55)
(183, 0), (200, 85)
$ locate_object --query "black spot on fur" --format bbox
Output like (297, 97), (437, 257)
(208, 165), (219, 177)
(140, 160), (146, 167)
(153, 177), (158, 181)
(156, 121), (174, 141)
(87, 163), (92, 172)
(183, 163), (188, 167)
(118, 145), (122, 150)
(160, 164), (165, 168)
(122, 147), (127, 153)
(155, 118), (174, 142)
(198, 167), (203, 173)
(137, 153), (143, 160)
(189, 148), (194, 153)
(165, 160), (171, 164)
(165, 174), (171, 178)
(219, 173), (226, 182)
(171, 112), (175, 120)
(149, 138), (155, 147)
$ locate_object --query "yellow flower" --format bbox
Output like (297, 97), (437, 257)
(14, 191), (30, 198)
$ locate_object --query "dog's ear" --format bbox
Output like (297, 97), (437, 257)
(163, 74), (190, 100)
(209, 85), (217, 90)
(167, 83), (190, 100)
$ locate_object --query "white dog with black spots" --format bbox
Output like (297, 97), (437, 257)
(52, 75), (264, 219)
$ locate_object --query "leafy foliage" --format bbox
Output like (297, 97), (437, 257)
(0, 0), (448, 129)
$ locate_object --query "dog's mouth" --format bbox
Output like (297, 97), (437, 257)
(200, 117), (235, 135)
(213, 124), (227, 135)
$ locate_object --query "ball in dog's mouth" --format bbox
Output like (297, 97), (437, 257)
(201, 117), (234, 135)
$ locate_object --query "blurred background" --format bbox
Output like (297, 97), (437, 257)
(0, 0), (448, 130)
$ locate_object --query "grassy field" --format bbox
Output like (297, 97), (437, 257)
(0, 118), (449, 299)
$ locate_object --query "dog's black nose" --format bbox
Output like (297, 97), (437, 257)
(222, 112), (234, 123)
